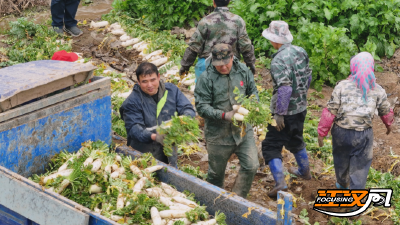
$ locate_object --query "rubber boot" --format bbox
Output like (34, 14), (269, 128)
(268, 158), (288, 198)
(167, 145), (178, 168)
(336, 182), (349, 189)
(288, 148), (311, 180)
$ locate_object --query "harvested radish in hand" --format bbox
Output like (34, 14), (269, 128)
(159, 210), (188, 219)
(133, 177), (147, 193)
(172, 197), (198, 208)
(43, 169), (73, 183)
(161, 182), (186, 198)
(234, 113), (244, 121)
(233, 105), (249, 116)
(151, 207), (163, 225)
(90, 184), (102, 194)
(144, 165), (163, 173)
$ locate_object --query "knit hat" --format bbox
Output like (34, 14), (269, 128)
(262, 21), (293, 44)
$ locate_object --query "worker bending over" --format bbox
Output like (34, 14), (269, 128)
(195, 43), (259, 198)
(261, 21), (313, 197)
(180, 0), (256, 80)
(318, 52), (394, 191)
(120, 62), (195, 167)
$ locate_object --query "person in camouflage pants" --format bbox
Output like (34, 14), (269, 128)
(261, 21), (313, 197)
(180, 0), (256, 80)
(318, 52), (394, 192)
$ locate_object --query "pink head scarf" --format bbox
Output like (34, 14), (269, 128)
(348, 52), (376, 102)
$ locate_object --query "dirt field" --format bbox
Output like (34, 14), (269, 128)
(2, 3), (400, 223)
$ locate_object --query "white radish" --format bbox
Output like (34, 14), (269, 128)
(192, 219), (217, 225)
(105, 165), (112, 173)
(137, 43), (148, 52)
(146, 187), (168, 198)
(234, 113), (244, 121)
(111, 29), (125, 35)
(182, 78), (195, 86)
(133, 177), (148, 193)
(238, 107), (249, 116)
(83, 157), (94, 167)
(151, 207), (163, 225)
(159, 210), (188, 219)
(117, 194), (125, 209)
(232, 105), (240, 110)
(161, 183), (186, 198)
(43, 169), (73, 183)
(110, 215), (124, 221)
(144, 165), (163, 173)
(54, 179), (71, 194)
(189, 84), (195, 94)
(152, 57), (168, 67)
(94, 207), (101, 213)
(121, 38), (140, 47)
(144, 50), (163, 61)
(159, 196), (174, 206)
(119, 34), (131, 41)
(115, 155), (122, 162)
(171, 203), (192, 211)
(118, 167), (125, 174)
(169, 205), (192, 211)
(132, 41), (145, 49)
(90, 184), (102, 194)
(167, 218), (191, 225)
(91, 159), (102, 172)
(111, 164), (119, 172)
(110, 22), (121, 30)
(148, 55), (164, 62)
(58, 153), (81, 172)
(172, 197), (198, 208)
(90, 21), (109, 28)
(130, 165), (143, 178)
(110, 171), (120, 179)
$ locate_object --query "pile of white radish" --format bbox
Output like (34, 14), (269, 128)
(232, 105), (249, 122)
(30, 140), (227, 225)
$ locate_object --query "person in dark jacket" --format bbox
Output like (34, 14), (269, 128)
(120, 62), (196, 166)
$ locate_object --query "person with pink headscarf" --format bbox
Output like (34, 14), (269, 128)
(318, 52), (394, 191)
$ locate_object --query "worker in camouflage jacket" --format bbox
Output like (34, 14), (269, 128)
(180, 0), (256, 81)
(318, 52), (394, 192)
(195, 44), (259, 198)
(261, 21), (313, 197)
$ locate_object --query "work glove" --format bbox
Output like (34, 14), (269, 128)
(247, 63), (256, 75)
(318, 135), (324, 147)
(224, 108), (239, 122)
(179, 66), (190, 76)
(274, 114), (285, 132)
(155, 133), (166, 145)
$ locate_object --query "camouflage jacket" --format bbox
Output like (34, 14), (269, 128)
(270, 44), (312, 115)
(195, 57), (258, 145)
(327, 80), (391, 131)
(187, 7), (255, 65)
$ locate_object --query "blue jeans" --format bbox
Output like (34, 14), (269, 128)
(194, 58), (207, 82)
(51, 0), (80, 28)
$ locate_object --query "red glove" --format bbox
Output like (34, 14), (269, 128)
(318, 108), (336, 137)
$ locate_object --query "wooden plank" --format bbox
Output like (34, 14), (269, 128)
(0, 77), (111, 123)
(0, 87), (111, 132)
(0, 171), (89, 225)
(0, 71), (96, 112)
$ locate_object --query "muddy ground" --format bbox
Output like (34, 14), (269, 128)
(2, 2), (400, 224)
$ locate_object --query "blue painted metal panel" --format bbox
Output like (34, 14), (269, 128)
(277, 191), (293, 225)
(0, 95), (112, 178)
(0, 204), (33, 225)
